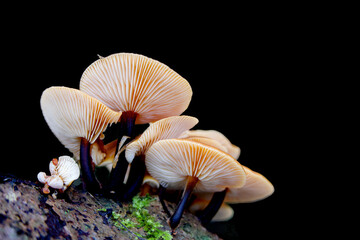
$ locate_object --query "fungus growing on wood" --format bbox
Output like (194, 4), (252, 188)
(181, 131), (273, 225)
(79, 53), (193, 197)
(40, 87), (121, 193)
(37, 156), (80, 194)
(145, 139), (246, 233)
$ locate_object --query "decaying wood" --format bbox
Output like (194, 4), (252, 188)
(0, 175), (220, 240)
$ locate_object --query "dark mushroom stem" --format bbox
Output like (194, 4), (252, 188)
(107, 111), (138, 198)
(121, 155), (146, 201)
(158, 185), (171, 217)
(116, 111), (138, 150)
(168, 176), (199, 233)
(197, 188), (227, 226)
(80, 138), (102, 193)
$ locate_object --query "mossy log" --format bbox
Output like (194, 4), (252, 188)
(0, 175), (220, 240)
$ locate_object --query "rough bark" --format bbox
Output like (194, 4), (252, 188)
(0, 175), (220, 240)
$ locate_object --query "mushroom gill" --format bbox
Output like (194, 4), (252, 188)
(111, 115), (198, 201)
(37, 156), (80, 194)
(180, 129), (241, 159)
(79, 53), (193, 197)
(145, 139), (246, 233)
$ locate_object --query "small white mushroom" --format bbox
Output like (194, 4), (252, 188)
(37, 172), (48, 184)
(46, 175), (64, 190)
(37, 156), (80, 194)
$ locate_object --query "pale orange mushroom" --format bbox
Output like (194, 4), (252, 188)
(125, 115), (199, 164)
(145, 139), (246, 233)
(79, 53), (193, 195)
(189, 199), (234, 222)
(113, 115), (198, 200)
(40, 87), (121, 193)
(184, 131), (273, 224)
(195, 166), (274, 225)
(196, 166), (274, 204)
(80, 53), (192, 125)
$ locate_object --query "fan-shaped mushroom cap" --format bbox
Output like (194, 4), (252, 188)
(180, 130), (241, 159)
(79, 53), (192, 124)
(196, 166), (274, 203)
(38, 156), (80, 192)
(40, 87), (121, 159)
(53, 156), (80, 187)
(184, 137), (228, 153)
(46, 175), (64, 190)
(125, 116), (198, 164)
(146, 139), (246, 192)
(225, 166), (274, 203)
(189, 199), (234, 222)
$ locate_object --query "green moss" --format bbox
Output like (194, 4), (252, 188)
(98, 195), (172, 240)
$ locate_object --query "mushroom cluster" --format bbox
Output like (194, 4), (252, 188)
(40, 53), (274, 234)
(37, 156), (80, 194)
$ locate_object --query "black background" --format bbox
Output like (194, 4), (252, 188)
(1, 9), (308, 239)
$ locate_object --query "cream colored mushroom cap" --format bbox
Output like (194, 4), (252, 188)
(180, 130), (241, 159)
(184, 137), (228, 153)
(40, 87), (121, 159)
(225, 166), (274, 203)
(46, 175), (64, 190)
(37, 172), (47, 184)
(79, 53), (193, 124)
(196, 166), (274, 203)
(188, 199), (234, 222)
(53, 156), (80, 187)
(145, 139), (246, 192)
(125, 116), (198, 164)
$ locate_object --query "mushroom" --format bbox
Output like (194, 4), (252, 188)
(79, 53), (193, 195)
(182, 137), (228, 153)
(180, 130), (241, 159)
(125, 116), (199, 164)
(189, 199), (234, 222)
(40, 87), (121, 193)
(196, 166), (274, 203)
(139, 173), (160, 196)
(224, 166), (274, 203)
(196, 166), (274, 225)
(181, 131), (273, 225)
(37, 156), (80, 194)
(91, 139), (118, 172)
(145, 139), (246, 233)
(112, 115), (198, 200)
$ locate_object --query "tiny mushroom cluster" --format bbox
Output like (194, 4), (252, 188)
(37, 156), (80, 194)
(39, 53), (274, 234)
